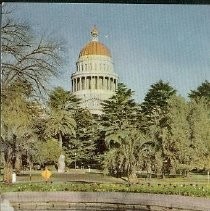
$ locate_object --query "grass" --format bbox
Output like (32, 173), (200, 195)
(13, 169), (123, 184)
(1, 169), (210, 198)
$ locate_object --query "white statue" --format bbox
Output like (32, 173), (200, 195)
(58, 154), (65, 173)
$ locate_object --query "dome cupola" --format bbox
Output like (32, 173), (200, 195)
(79, 26), (111, 58)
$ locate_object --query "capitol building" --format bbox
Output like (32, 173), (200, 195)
(71, 26), (118, 115)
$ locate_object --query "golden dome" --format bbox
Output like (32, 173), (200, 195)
(79, 41), (111, 57)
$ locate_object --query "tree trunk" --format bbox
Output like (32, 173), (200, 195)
(3, 146), (14, 184)
(57, 132), (65, 173)
(185, 170), (190, 177)
(15, 151), (22, 174)
(169, 159), (176, 176)
(3, 162), (13, 184)
(128, 171), (137, 184)
(58, 132), (62, 149)
(146, 162), (152, 179)
(155, 163), (163, 178)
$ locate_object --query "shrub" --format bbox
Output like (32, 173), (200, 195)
(0, 182), (209, 197)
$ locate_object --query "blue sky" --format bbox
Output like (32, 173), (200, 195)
(9, 3), (210, 102)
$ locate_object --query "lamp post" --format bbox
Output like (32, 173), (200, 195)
(74, 153), (77, 170)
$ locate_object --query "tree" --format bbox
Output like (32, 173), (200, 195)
(45, 108), (76, 149)
(163, 96), (191, 175)
(141, 80), (176, 116)
(64, 109), (97, 168)
(187, 99), (210, 171)
(103, 124), (149, 181)
(33, 138), (62, 167)
(189, 80), (210, 105)
(189, 80), (210, 169)
(100, 83), (150, 180)
(1, 81), (38, 183)
(1, 5), (63, 96)
(48, 86), (80, 111)
(101, 83), (137, 125)
(140, 81), (177, 177)
(142, 93), (210, 177)
(1, 6), (63, 183)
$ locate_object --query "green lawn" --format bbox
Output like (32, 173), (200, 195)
(15, 169), (123, 184)
(1, 169), (210, 197)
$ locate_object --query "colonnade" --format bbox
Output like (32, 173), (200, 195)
(72, 76), (117, 92)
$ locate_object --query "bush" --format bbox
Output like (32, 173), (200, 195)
(0, 182), (210, 197)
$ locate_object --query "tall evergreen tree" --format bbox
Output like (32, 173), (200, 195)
(187, 99), (210, 170)
(141, 81), (177, 177)
(64, 109), (97, 167)
(48, 86), (80, 111)
(100, 83), (150, 180)
(189, 80), (210, 105)
(163, 96), (191, 175)
(101, 83), (137, 129)
(141, 80), (176, 116)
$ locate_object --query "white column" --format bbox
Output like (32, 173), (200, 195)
(97, 76), (99, 89)
(106, 77), (108, 90)
(87, 77), (90, 90)
(84, 76), (87, 89)
(115, 79), (118, 90)
(76, 78), (78, 91)
(79, 78), (82, 91)
(81, 77), (84, 90)
(110, 79), (112, 91)
(102, 77), (105, 90)
(91, 76), (93, 90)
(74, 79), (76, 92)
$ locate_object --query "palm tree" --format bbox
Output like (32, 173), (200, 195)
(45, 109), (76, 149)
(45, 87), (78, 173)
(104, 125), (149, 181)
(45, 87), (78, 149)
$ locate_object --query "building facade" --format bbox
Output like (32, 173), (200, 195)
(71, 26), (118, 115)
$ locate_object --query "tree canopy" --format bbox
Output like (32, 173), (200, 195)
(1, 6), (64, 183)
(189, 80), (210, 109)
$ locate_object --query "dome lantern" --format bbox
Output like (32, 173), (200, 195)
(91, 25), (99, 41)
(79, 26), (111, 58)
